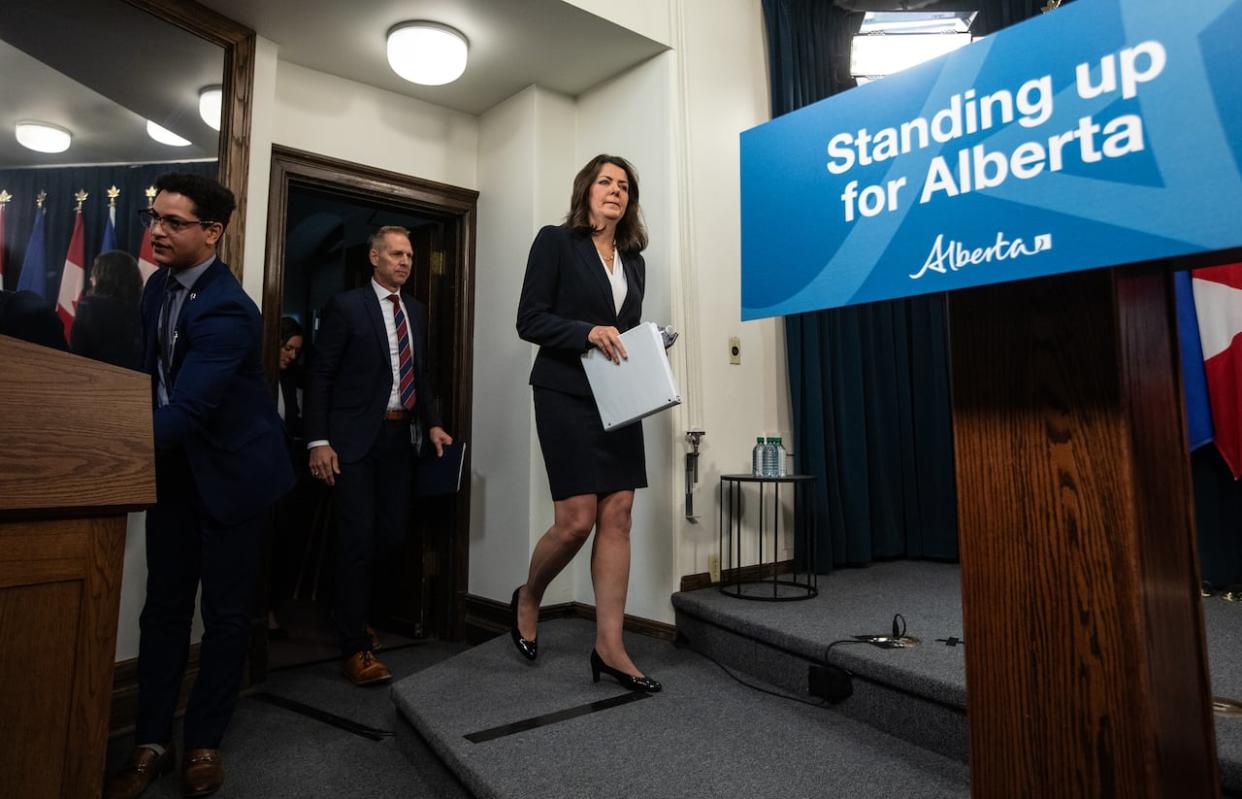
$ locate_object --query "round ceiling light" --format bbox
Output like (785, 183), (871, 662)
(199, 85), (222, 131)
(386, 22), (468, 85)
(146, 120), (191, 147)
(15, 121), (72, 153)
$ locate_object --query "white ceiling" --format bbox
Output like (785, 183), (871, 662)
(0, 0), (668, 171)
(197, 0), (668, 116)
(0, 0), (222, 169)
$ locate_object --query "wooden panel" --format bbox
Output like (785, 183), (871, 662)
(949, 266), (1217, 797)
(0, 580), (82, 799)
(0, 336), (155, 513)
(66, 516), (129, 797)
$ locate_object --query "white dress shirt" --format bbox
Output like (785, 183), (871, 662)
(598, 245), (627, 315)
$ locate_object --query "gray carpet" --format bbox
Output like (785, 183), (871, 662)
(105, 642), (471, 799)
(393, 617), (969, 799)
(674, 560), (969, 707)
(1203, 597), (1242, 791)
(676, 560), (1242, 791)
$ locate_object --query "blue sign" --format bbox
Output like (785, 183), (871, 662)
(740, 0), (1242, 319)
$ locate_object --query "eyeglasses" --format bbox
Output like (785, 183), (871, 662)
(138, 208), (218, 233)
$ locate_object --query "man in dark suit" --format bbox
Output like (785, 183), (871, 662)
(304, 225), (452, 685)
(106, 173), (294, 799)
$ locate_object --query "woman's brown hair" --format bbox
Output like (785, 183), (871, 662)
(565, 154), (648, 254)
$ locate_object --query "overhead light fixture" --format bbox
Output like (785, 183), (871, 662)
(386, 21), (468, 86)
(199, 85), (222, 131)
(146, 120), (191, 147)
(15, 121), (72, 153)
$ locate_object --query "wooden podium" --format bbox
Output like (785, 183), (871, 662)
(950, 265), (1219, 796)
(0, 335), (156, 799)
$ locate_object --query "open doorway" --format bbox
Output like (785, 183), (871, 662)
(255, 146), (476, 677)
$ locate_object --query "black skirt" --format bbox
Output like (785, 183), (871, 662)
(533, 386), (647, 500)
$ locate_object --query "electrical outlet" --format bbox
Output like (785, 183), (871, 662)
(708, 552), (721, 584)
(728, 336), (741, 365)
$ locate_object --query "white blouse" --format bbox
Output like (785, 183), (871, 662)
(598, 244), (627, 316)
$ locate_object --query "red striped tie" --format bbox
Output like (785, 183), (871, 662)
(387, 294), (416, 410)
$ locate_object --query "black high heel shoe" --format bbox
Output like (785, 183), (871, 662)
(590, 649), (661, 692)
(510, 586), (537, 661)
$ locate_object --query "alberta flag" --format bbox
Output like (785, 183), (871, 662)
(16, 206), (47, 299)
(100, 201), (117, 253)
(1192, 263), (1242, 479)
(56, 208), (86, 338)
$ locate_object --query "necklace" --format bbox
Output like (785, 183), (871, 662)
(595, 240), (616, 272)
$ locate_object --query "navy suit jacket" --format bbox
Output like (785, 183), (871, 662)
(516, 224), (645, 397)
(141, 259), (295, 525)
(304, 286), (443, 464)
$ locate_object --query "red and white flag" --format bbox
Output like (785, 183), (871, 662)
(137, 224), (158, 285)
(1192, 262), (1242, 479)
(56, 208), (86, 339)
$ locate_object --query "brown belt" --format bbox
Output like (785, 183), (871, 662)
(383, 409), (410, 421)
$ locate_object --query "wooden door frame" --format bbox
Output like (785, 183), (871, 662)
(261, 145), (478, 644)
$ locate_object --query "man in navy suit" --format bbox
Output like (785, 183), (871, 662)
(304, 225), (452, 685)
(106, 173), (294, 799)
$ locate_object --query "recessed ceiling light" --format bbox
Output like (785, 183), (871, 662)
(386, 22), (469, 86)
(15, 121), (72, 153)
(199, 85), (222, 131)
(146, 120), (191, 147)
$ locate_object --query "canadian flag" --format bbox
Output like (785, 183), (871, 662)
(137, 224), (159, 285)
(56, 208), (86, 339)
(1192, 263), (1242, 479)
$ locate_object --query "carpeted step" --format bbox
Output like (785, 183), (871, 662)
(392, 617), (969, 799)
(673, 561), (970, 764)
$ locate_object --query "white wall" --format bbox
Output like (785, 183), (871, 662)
(273, 61), (478, 191)
(563, 0), (673, 45)
(670, 0), (788, 579)
(571, 53), (678, 621)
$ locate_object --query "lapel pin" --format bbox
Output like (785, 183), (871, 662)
(189, 292), (197, 300)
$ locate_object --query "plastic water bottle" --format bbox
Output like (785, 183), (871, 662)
(762, 437), (779, 477)
(752, 437), (765, 477)
(773, 436), (787, 477)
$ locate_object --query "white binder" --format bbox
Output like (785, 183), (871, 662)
(581, 322), (682, 431)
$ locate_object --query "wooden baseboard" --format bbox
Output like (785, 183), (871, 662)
(462, 594), (676, 644)
(680, 559), (795, 593)
(109, 644), (201, 736)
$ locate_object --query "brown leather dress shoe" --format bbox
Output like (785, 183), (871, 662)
(367, 624), (383, 651)
(343, 650), (392, 685)
(104, 744), (175, 799)
(181, 748), (224, 797)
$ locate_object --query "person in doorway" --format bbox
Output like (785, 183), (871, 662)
(267, 316), (306, 641)
(71, 249), (143, 370)
(304, 225), (452, 686)
(513, 154), (660, 692)
(106, 173), (294, 799)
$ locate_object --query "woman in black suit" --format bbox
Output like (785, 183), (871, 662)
(513, 154), (660, 692)
(71, 250), (142, 369)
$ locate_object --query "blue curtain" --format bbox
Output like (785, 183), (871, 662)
(762, 0), (959, 571)
(0, 161), (217, 301)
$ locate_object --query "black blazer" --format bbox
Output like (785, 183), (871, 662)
(304, 285), (443, 464)
(516, 224), (645, 397)
(71, 294), (141, 370)
(278, 368), (304, 442)
(140, 260), (295, 525)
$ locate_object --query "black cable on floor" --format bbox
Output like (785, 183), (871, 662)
(686, 643), (831, 709)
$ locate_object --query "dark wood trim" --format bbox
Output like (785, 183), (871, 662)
(949, 265), (1217, 796)
(462, 594), (677, 644)
(109, 644), (202, 735)
(680, 559), (796, 593)
(262, 145), (478, 649)
(123, 0), (255, 279)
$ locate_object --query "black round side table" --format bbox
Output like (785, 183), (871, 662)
(718, 474), (818, 601)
